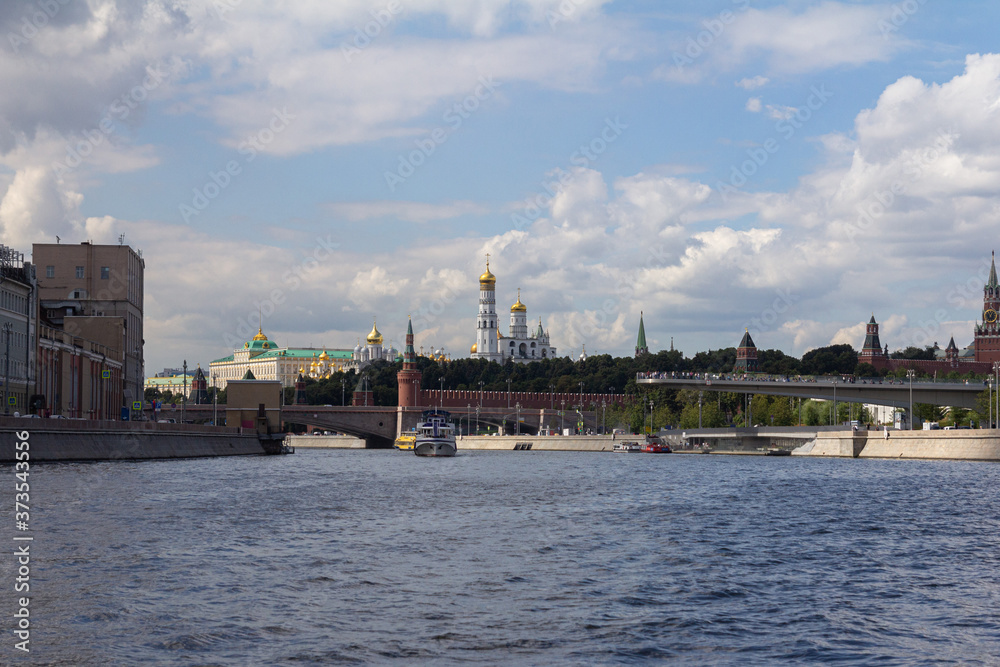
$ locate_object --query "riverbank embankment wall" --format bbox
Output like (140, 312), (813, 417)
(1, 420), (267, 462)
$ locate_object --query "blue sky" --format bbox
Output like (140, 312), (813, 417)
(3, 0), (1000, 374)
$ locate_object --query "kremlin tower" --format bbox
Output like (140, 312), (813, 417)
(396, 317), (422, 408)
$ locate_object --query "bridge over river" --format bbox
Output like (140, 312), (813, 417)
(636, 375), (987, 410)
(163, 404), (604, 447)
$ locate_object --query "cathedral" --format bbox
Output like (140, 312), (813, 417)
(353, 318), (397, 369)
(470, 257), (557, 364)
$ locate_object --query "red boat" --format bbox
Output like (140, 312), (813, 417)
(642, 437), (671, 453)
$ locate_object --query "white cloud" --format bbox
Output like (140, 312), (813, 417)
(745, 97), (762, 112)
(656, 2), (903, 84)
(736, 76), (769, 90)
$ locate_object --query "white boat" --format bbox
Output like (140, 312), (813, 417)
(613, 441), (642, 453)
(413, 411), (457, 457)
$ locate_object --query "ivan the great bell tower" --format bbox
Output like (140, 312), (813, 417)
(974, 252), (1000, 363)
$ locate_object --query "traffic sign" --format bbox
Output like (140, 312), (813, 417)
(132, 401), (142, 410)
(7, 396), (15, 405)
(102, 369), (110, 379)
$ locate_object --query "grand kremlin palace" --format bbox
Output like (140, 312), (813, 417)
(209, 328), (354, 390)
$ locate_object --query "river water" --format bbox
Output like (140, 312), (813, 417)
(3, 449), (999, 665)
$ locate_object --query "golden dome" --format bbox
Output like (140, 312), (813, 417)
(511, 288), (526, 313)
(471, 343), (478, 354)
(252, 327), (268, 341)
(479, 257), (496, 289)
(366, 318), (383, 345)
(319, 348), (329, 360)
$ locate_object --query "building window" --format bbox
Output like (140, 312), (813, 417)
(75, 266), (84, 279)
(101, 266), (110, 280)
(46, 265), (54, 278)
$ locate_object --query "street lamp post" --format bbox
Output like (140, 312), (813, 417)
(698, 391), (703, 429)
(439, 377), (444, 409)
(516, 402), (520, 436)
(507, 378), (511, 409)
(601, 399), (606, 435)
(467, 404), (471, 436)
(476, 405), (480, 435)
(212, 372), (218, 425)
(560, 399), (565, 434)
(832, 380), (837, 426)
(649, 399), (654, 435)
(135, 346), (142, 420)
(341, 378), (346, 406)
(479, 380), (484, 408)
(578, 381), (584, 410)
(994, 362), (1000, 429)
(182, 359), (187, 424)
(549, 384), (555, 409)
(907, 369), (915, 430)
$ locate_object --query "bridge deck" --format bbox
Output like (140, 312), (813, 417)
(637, 376), (985, 409)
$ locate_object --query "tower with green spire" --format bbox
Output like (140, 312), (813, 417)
(635, 311), (648, 357)
(396, 317), (423, 407)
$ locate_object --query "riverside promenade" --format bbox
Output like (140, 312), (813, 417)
(287, 428), (1000, 460)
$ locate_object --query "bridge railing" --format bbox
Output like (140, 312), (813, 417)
(637, 372), (990, 387)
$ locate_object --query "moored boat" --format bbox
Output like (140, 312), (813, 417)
(642, 435), (671, 453)
(394, 433), (416, 451)
(413, 411), (457, 457)
(613, 441), (642, 453)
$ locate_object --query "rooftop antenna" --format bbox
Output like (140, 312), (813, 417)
(55, 236), (60, 244)
(118, 233), (125, 246)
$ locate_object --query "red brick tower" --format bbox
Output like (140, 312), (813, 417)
(733, 329), (758, 373)
(974, 251), (1000, 363)
(396, 317), (422, 407)
(858, 314), (888, 369)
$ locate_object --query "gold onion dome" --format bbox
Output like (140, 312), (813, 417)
(511, 288), (526, 313)
(471, 343), (478, 354)
(252, 327), (268, 341)
(479, 258), (496, 289)
(319, 348), (329, 360)
(367, 318), (383, 345)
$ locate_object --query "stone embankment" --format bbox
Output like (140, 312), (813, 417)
(1, 419), (269, 462)
(795, 429), (1000, 460)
